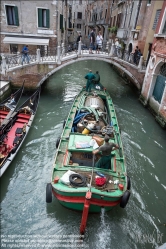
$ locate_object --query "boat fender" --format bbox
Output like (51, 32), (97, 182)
(120, 190), (130, 208)
(63, 120), (66, 128)
(127, 176), (131, 190)
(56, 137), (60, 149)
(46, 183), (52, 203)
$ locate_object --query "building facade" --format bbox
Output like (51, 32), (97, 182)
(0, 0), (71, 54)
(140, 0), (166, 127)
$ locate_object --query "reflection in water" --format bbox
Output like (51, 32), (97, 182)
(0, 60), (166, 249)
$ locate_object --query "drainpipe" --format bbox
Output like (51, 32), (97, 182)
(1, 56), (7, 75)
(134, 0), (142, 29)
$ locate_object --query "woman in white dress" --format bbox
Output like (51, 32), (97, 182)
(96, 31), (103, 54)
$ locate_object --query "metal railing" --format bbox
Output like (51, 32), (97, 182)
(40, 47), (57, 62)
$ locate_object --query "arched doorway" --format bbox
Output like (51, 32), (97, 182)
(152, 63), (166, 103)
(128, 43), (132, 53)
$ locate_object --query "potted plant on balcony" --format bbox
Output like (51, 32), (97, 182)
(108, 26), (118, 34)
(108, 26), (118, 40)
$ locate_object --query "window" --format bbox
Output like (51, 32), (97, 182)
(116, 13), (122, 28)
(60, 14), (63, 30)
(113, 16), (116, 27)
(147, 0), (151, 5)
(152, 9), (161, 30)
(110, 17), (112, 27)
(162, 20), (166, 34)
(77, 24), (81, 29)
(38, 8), (50, 28)
(10, 44), (18, 54)
(79, 0), (82, 4)
(5, 5), (19, 26)
(105, 9), (107, 19)
(77, 12), (82, 19)
(152, 64), (166, 103)
(100, 11), (103, 20)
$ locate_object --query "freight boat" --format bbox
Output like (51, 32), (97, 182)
(46, 83), (131, 234)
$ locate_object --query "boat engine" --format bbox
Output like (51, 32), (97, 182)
(84, 94), (105, 111)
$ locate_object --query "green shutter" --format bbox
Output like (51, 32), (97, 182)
(38, 8), (42, 27)
(46, 9), (50, 28)
(5, 6), (9, 25)
(153, 75), (165, 103)
(14, 6), (19, 26)
(60, 14), (63, 30)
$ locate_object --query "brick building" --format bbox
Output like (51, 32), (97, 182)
(140, 0), (166, 128)
(0, 1), (71, 54)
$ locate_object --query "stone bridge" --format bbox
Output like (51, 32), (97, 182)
(0, 42), (146, 91)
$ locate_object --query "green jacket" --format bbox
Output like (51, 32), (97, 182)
(85, 72), (95, 83)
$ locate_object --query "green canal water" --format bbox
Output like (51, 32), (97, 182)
(0, 60), (166, 249)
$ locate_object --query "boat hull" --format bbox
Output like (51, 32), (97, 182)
(52, 188), (121, 212)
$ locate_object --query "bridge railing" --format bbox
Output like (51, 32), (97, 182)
(3, 49), (37, 68)
(40, 47), (57, 61)
(61, 43), (77, 58)
(0, 42), (147, 73)
(80, 41), (110, 55)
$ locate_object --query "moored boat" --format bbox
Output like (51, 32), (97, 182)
(0, 87), (40, 177)
(0, 82), (24, 127)
(46, 83), (131, 234)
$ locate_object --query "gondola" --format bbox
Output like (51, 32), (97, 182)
(0, 82), (24, 127)
(46, 83), (131, 234)
(0, 87), (41, 177)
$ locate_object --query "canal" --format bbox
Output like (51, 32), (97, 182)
(1, 60), (166, 249)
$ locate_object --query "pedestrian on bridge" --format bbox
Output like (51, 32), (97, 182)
(21, 45), (30, 65)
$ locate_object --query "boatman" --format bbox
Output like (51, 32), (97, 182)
(92, 71), (104, 90)
(84, 70), (95, 92)
(92, 71), (100, 84)
(92, 135), (119, 169)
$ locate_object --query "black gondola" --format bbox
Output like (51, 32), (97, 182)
(0, 86), (41, 177)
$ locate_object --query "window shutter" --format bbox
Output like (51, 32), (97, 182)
(5, 6), (9, 25)
(163, 21), (166, 34)
(60, 14), (63, 30)
(152, 9), (161, 30)
(46, 9), (50, 28)
(38, 8), (42, 27)
(14, 6), (19, 26)
(153, 75), (165, 103)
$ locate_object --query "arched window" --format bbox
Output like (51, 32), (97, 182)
(152, 63), (166, 103)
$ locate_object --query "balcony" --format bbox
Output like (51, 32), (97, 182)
(117, 28), (128, 40)
(88, 21), (96, 27)
(96, 19), (105, 25)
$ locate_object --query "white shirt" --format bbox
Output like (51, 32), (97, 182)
(96, 35), (103, 45)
